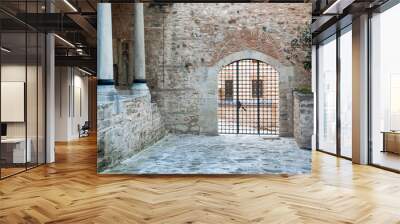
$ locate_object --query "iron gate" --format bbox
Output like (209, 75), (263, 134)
(218, 59), (279, 135)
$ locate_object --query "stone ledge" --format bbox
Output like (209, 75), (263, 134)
(293, 91), (314, 149)
(97, 83), (167, 172)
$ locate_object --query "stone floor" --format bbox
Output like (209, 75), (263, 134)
(103, 134), (312, 175)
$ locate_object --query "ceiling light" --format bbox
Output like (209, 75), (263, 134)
(63, 0), (78, 12)
(54, 34), (75, 48)
(78, 67), (93, 76)
(76, 48), (86, 56)
(1, 47), (11, 53)
(322, 0), (355, 15)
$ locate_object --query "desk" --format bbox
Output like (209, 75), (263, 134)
(382, 131), (400, 155)
(1, 138), (31, 163)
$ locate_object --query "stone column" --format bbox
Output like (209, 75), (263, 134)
(97, 3), (114, 85)
(133, 3), (146, 83)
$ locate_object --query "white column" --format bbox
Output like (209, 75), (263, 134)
(133, 3), (146, 82)
(46, 1), (55, 163)
(352, 14), (369, 164)
(312, 45), (317, 150)
(97, 3), (114, 82)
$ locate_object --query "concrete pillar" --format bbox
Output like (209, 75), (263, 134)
(97, 3), (114, 84)
(133, 3), (146, 83)
(352, 14), (369, 164)
(46, 1), (55, 163)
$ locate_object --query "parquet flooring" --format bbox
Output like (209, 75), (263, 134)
(0, 167), (26, 178)
(1, 135), (400, 223)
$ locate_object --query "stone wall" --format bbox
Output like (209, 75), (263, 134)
(97, 84), (166, 172)
(143, 3), (311, 136)
(293, 91), (313, 149)
(109, 3), (311, 136)
(112, 4), (135, 87)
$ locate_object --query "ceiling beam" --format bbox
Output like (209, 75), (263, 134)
(67, 13), (97, 39)
(11, 13), (82, 32)
(55, 55), (96, 71)
(104, 0), (308, 2)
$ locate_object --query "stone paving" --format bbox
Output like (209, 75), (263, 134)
(103, 134), (312, 175)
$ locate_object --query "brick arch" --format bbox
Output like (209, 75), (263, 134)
(213, 50), (290, 77)
(208, 29), (286, 67)
(199, 50), (295, 136)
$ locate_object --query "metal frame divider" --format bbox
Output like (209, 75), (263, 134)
(315, 45), (319, 151)
(367, 10), (373, 165)
(25, 0), (28, 171)
(0, 0), (48, 180)
(36, 0), (39, 168)
(315, 26), (352, 161)
(0, 24), (2, 179)
(44, 0), (48, 165)
(336, 26), (341, 157)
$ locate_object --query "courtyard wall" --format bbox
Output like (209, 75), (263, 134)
(143, 3), (311, 136)
(110, 3), (311, 136)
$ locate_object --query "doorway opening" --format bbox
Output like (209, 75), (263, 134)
(218, 59), (279, 135)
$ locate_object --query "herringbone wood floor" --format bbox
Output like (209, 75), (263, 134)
(1, 136), (400, 224)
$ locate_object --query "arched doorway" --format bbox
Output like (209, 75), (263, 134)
(217, 59), (279, 135)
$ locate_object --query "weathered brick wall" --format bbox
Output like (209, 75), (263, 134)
(144, 3), (311, 136)
(145, 3), (311, 135)
(97, 84), (166, 172)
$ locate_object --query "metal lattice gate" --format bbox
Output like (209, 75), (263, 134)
(218, 59), (279, 135)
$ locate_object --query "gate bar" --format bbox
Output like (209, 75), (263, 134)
(257, 61), (260, 135)
(236, 61), (240, 134)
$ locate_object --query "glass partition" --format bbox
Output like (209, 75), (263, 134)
(0, 1), (46, 179)
(1, 31), (28, 177)
(317, 35), (337, 154)
(370, 3), (400, 171)
(339, 26), (352, 158)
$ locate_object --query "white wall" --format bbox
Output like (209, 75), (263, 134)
(1, 65), (26, 136)
(71, 72), (89, 138)
(55, 67), (89, 141)
(1, 64), (42, 138)
(1, 63), (46, 164)
(55, 67), (69, 141)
